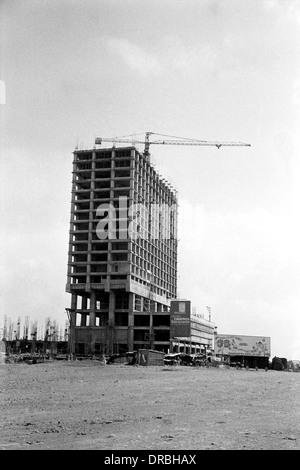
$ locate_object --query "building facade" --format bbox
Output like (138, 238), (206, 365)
(66, 146), (178, 355)
(170, 300), (215, 354)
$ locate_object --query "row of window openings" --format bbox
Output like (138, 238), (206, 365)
(74, 187), (130, 195)
(137, 255), (177, 268)
(70, 233), (177, 247)
(75, 152), (133, 162)
(134, 160), (173, 187)
(131, 257), (177, 273)
(131, 278), (176, 297)
(70, 244), (178, 264)
(72, 242), (128, 252)
(132, 191), (175, 207)
(70, 283), (176, 303)
(73, 196), (132, 209)
(71, 232), (177, 252)
(132, 243), (177, 260)
(71, 229), (176, 251)
(133, 176), (174, 192)
(71, 252), (177, 271)
(71, 254), (177, 277)
(71, 274), (127, 283)
(71, 243), (177, 260)
(74, 167), (174, 195)
(70, 273), (176, 293)
(75, 159), (133, 171)
(75, 181), (133, 191)
(75, 191), (130, 201)
(130, 277), (176, 297)
(74, 183), (175, 207)
(70, 270), (175, 284)
(71, 225), (177, 241)
(132, 237), (177, 251)
(131, 267), (176, 284)
(134, 297), (169, 312)
(75, 170), (131, 180)
(74, 315), (171, 330)
(75, 150), (132, 160)
(72, 294), (169, 313)
(71, 266), (176, 284)
(71, 224), (176, 239)
(70, 239), (176, 254)
(70, 253), (177, 273)
(76, 295), (170, 316)
(75, 151), (116, 161)
(71, 214), (176, 228)
(134, 181), (175, 203)
(71, 266), (128, 275)
(71, 217), (167, 229)
(74, 193), (174, 207)
(72, 202), (176, 216)
(73, 280), (176, 299)
(74, 207), (177, 224)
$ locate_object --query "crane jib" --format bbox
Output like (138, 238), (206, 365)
(95, 138), (250, 148)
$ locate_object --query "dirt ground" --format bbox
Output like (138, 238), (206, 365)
(0, 361), (299, 450)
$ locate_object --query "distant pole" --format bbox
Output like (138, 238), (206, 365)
(206, 306), (211, 322)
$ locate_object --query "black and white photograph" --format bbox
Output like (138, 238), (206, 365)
(0, 0), (299, 454)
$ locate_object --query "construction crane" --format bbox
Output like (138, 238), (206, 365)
(95, 132), (251, 160)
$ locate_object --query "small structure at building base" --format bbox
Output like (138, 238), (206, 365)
(137, 349), (165, 366)
(126, 349), (164, 366)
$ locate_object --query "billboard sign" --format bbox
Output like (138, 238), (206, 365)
(214, 334), (271, 357)
(170, 300), (191, 338)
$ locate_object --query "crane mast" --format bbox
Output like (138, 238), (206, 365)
(95, 132), (250, 160)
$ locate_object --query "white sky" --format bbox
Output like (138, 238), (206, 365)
(1, 0), (300, 359)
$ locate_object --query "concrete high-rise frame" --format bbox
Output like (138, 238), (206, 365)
(66, 146), (178, 355)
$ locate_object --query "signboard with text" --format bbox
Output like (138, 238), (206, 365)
(170, 300), (191, 339)
(214, 334), (271, 357)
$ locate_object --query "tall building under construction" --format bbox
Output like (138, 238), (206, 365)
(66, 145), (178, 355)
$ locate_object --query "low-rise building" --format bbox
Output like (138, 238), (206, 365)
(214, 334), (271, 368)
(170, 300), (215, 354)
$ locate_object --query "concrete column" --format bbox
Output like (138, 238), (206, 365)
(107, 149), (115, 287)
(81, 296), (87, 310)
(67, 155), (77, 289)
(90, 291), (96, 327)
(127, 293), (134, 351)
(71, 294), (77, 317)
(149, 312), (154, 350)
(81, 296), (88, 328)
(111, 149), (115, 186)
(70, 311), (76, 356)
(107, 292), (115, 355)
(69, 294), (77, 356)
(87, 152), (96, 287)
(108, 292), (115, 326)
(88, 291), (96, 355)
